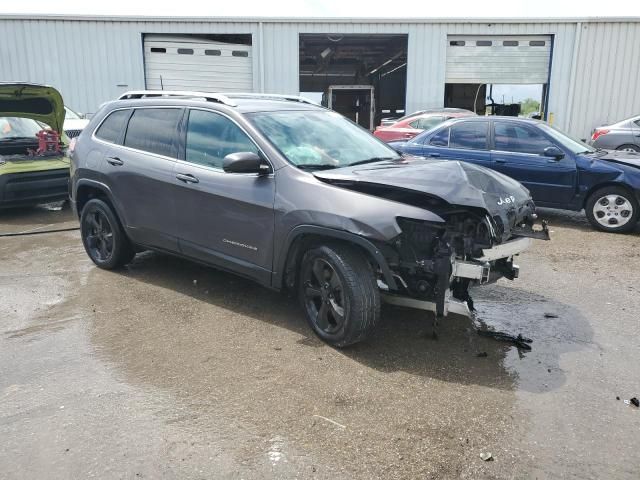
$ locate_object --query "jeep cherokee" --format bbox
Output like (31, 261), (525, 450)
(69, 91), (549, 347)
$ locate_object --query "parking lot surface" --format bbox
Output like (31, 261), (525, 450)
(1, 204), (639, 479)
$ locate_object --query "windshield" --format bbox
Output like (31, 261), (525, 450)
(0, 117), (42, 140)
(64, 107), (81, 120)
(248, 110), (400, 169)
(538, 123), (597, 154)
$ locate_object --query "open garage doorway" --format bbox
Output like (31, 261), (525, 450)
(299, 34), (408, 130)
(443, 35), (552, 119)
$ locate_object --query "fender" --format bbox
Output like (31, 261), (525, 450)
(73, 178), (125, 221)
(272, 224), (398, 291)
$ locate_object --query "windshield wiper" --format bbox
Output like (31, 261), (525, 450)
(296, 164), (339, 171)
(348, 156), (401, 167)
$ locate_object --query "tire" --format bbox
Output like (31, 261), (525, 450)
(80, 198), (135, 269)
(585, 186), (639, 233)
(615, 144), (640, 153)
(298, 244), (380, 347)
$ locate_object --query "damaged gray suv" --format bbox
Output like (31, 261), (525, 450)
(70, 91), (549, 347)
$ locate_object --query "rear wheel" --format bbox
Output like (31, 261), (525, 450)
(299, 244), (380, 347)
(615, 144), (640, 152)
(585, 186), (639, 233)
(80, 198), (135, 268)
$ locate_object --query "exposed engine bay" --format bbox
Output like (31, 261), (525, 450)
(0, 129), (62, 164)
(378, 208), (549, 317)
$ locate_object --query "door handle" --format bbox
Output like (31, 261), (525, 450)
(494, 158), (507, 164)
(429, 152), (440, 157)
(176, 173), (199, 184)
(106, 156), (123, 166)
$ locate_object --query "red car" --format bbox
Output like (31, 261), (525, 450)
(374, 108), (476, 142)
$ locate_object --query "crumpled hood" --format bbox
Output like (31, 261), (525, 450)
(0, 83), (65, 134)
(598, 150), (640, 169)
(313, 157), (532, 216)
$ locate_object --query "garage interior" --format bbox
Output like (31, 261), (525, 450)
(299, 34), (408, 129)
(443, 35), (552, 118)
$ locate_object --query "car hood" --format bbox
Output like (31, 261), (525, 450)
(0, 83), (65, 134)
(313, 157), (532, 217)
(597, 150), (640, 169)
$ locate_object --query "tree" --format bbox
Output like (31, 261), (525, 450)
(520, 98), (541, 116)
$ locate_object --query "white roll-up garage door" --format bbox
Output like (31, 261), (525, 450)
(445, 35), (552, 84)
(143, 35), (252, 92)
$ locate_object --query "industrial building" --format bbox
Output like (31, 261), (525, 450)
(1, 14), (639, 138)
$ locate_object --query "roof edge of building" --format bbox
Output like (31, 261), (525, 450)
(1, 14), (640, 24)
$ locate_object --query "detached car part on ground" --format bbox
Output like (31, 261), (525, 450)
(0, 83), (70, 208)
(70, 92), (549, 347)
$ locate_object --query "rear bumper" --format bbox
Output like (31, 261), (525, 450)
(0, 168), (70, 208)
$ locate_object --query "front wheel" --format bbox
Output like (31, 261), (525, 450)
(299, 244), (380, 347)
(615, 144), (640, 153)
(585, 186), (639, 233)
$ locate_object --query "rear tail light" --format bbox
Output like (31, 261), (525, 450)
(591, 129), (610, 141)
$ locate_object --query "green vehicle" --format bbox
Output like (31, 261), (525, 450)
(0, 83), (70, 208)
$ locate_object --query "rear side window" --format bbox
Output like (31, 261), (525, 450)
(185, 110), (259, 169)
(95, 109), (130, 144)
(430, 127), (449, 147)
(410, 116), (445, 130)
(450, 122), (488, 149)
(124, 108), (182, 158)
(494, 122), (554, 155)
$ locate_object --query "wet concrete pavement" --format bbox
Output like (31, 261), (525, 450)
(1, 204), (639, 479)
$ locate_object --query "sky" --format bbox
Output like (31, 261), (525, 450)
(2, 0), (639, 17)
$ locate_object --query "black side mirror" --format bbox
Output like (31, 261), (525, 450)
(543, 146), (565, 160)
(223, 152), (271, 174)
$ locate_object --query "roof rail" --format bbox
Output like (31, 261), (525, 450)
(117, 90), (237, 107)
(226, 93), (320, 106)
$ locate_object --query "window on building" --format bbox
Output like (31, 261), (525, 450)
(205, 49), (221, 56)
(177, 48), (194, 55)
(232, 50), (249, 57)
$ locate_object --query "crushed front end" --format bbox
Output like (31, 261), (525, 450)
(378, 200), (549, 317)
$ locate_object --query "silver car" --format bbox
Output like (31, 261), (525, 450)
(589, 114), (640, 152)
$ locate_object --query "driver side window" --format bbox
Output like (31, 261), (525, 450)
(494, 122), (554, 155)
(185, 110), (259, 169)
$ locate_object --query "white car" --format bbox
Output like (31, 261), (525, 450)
(63, 106), (89, 138)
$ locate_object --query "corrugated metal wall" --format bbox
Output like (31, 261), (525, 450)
(0, 16), (639, 139)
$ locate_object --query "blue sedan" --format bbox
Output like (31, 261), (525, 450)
(392, 116), (640, 233)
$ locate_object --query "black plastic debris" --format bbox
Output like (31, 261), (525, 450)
(631, 397), (639, 408)
(477, 330), (533, 350)
(544, 312), (559, 318)
(476, 352), (488, 358)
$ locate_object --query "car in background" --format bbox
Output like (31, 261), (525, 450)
(393, 116), (640, 233)
(64, 106), (90, 139)
(374, 108), (475, 143)
(589, 114), (640, 152)
(0, 83), (70, 208)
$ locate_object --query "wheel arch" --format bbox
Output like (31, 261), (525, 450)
(273, 225), (397, 292)
(582, 181), (639, 210)
(75, 179), (120, 219)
